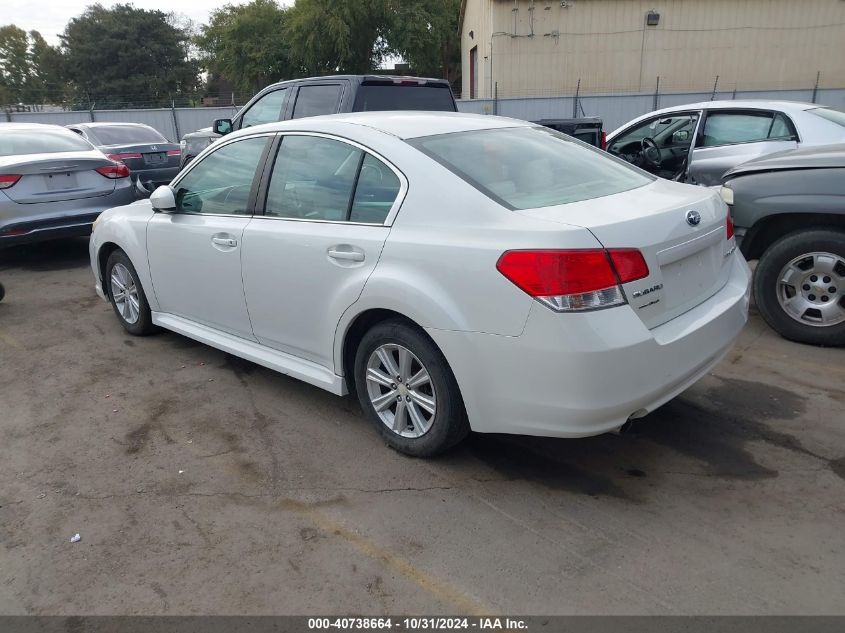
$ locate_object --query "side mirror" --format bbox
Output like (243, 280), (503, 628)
(213, 118), (233, 136)
(150, 186), (177, 213)
(672, 130), (690, 143)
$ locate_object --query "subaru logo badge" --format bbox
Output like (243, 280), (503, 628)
(685, 210), (702, 226)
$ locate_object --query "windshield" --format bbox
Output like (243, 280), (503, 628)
(91, 125), (167, 145)
(354, 84), (456, 112)
(808, 107), (845, 128)
(0, 128), (93, 157)
(409, 126), (653, 210)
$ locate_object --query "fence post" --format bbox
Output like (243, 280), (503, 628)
(170, 99), (181, 142)
(710, 75), (720, 101)
(494, 82), (499, 116)
(812, 71), (821, 103)
(572, 78), (581, 118)
(3, 108), (10, 122)
(653, 76), (660, 110)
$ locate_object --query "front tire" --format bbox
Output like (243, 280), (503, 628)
(754, 229), (845, 346)
(105, 249), (156, 336)
(354, 319), (469, 457)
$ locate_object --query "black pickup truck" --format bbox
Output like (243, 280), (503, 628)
(532, 117), (605, 149)
(180, 75), (458, 167)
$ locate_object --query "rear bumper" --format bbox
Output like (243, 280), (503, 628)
(0, 184), (134, 247)
(427, 250), (752, 438)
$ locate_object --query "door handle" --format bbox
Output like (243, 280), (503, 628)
(327, 249), (365, 262)
(212, 236), (238, 247)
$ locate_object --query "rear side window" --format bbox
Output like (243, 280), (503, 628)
(409, 126), (652, 210)
(701, 112), (774, 146)
(0, 128), (92, 156)
(353, 84), (456, 112)
(808, 107), (845, 127)
(89, 125), (166, 145)
(265, 135), (400, 224)
(291, 85), (342, 119)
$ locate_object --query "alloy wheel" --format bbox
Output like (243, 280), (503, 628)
(365, 344), (437, 438)
(776, 251), (845, 327)
(110, 263), (141, 325)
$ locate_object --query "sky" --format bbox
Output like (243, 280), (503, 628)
(3, 0), (294, 44)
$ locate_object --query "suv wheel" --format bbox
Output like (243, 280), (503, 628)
(354, 319), (469, 457)
(754, 229), (845, 346)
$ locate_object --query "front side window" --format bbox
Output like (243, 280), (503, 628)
(240, 89), (288, 129)
(174, 136), (268, 215)
(700, 112), (774, 147)
(609, 113), (698, 153)
(265, 135), (400, 223)
(411, 126), (652, 210)
(291, 85), (342, 119)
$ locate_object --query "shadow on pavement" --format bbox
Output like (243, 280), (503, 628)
(0, 237), (90, 271)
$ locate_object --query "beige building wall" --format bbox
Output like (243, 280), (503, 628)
(460, 0), (845, 99)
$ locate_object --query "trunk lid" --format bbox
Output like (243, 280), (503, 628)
(517, 179), (734, 329)
(0, 151), (116, 204)
(99, 143), (182, 170)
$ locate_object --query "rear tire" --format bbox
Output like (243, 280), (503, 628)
(105, 249), (156, 336)
(354, 319), (470, 457)
(754, 229), (845, 346)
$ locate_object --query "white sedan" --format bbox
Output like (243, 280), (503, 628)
(90, 112), (751, 456)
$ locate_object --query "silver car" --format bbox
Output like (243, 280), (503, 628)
(606, 101), (845, 186)
(0, 123), (135, 246)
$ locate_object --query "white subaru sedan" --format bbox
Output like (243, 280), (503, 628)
(90, 112), (751, 456)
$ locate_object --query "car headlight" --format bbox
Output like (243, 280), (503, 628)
(179, 140), (186, 151)
(719, 185), (734, 206)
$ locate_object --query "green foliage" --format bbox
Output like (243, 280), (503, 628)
(284, 0), (390, 75)
(0, 25), (65, 105)
(61, 4), (198, 108)
(385, 0), (461, 82)
(195, 0), (297, 94)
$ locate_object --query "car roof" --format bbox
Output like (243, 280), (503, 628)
(70, 122), (153, 129)
(0, 122), (70, 131)
(263, 74), (451, 90)
(234, 111), (532, 140)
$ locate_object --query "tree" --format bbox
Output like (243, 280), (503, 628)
(284, 0), (389, 75)
(26, 30), (66, 104)
(385, 0), (461, 84)
(0, 25), (65, 106)
(195, 0), (297, 95)
(0, 25), (30, 103)
(60, 4), (198, 108)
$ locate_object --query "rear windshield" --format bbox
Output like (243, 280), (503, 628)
(91, 125), (167, 145)
(0, 128), (92, 157)
(409, 126), (653, 210)
(354, 84), (456, 112)
(808, 107), (845, 128)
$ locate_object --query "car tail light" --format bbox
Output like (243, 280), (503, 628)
(600, 130), (607, 151)
(106, 153), (142, 163)
(0, 174), (22, 189)
(96, 163), (131, 179)
(726, 214), (735, 240)
(166, 149), (181, 157)
(496, 248), (649, 312)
